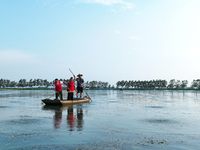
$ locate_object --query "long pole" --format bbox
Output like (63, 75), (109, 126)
(48, 93), (55, 98)
(69, 69), (92, 101)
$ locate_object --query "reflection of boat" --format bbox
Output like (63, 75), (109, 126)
(42, 105), (71, 111)
(42, 96), (91, 105)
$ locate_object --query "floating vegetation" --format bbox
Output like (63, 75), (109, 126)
(42, 98), (52, 101)
(57, 92), (62, 100)
(42, 98), (59, 101)
(0, 106), (10, 108)
(146, 139), (167, 144)
(143, 119), (179, 124)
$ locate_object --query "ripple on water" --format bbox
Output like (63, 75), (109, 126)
(6, 118), (41, 125)
(145, 106), (165, 109)
(107, 100), (118, 103)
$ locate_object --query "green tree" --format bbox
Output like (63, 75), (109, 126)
(0, 79), (3, 88)
(116, 81), (121, 88)
(18, 79), (23, 87)
(168, 79), (175, 89)
(104, 82), (108, 89)
(161, 80), (167, 88)
(29, 79), (33, 87)
(191, 80), (198, 89)
(120, 80), (126, 88)
(180, 80), (188, 89)
(44, 79), (49, 87)
(125, 81), (131, 88)
(10, 81), (17, 87)
(175, 80), (181, 89)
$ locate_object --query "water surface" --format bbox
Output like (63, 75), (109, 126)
(0, 90), (200, 149)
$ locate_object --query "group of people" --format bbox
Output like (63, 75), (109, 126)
(53, 73), (84, 100)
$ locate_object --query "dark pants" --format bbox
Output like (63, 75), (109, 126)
(56, 91), (63, 100)
(77, 87), (83, 93)
(68, 92), (73, 100)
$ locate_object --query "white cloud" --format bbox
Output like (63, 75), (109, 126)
(115, 30), (120, 34)
(78, 0), (134, 9)
(132, 47), (139, 50)
(0, 50), (40, 65)
(130, 36), (139, 40)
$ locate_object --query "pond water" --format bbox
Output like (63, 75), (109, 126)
(0, 90), (200, 149)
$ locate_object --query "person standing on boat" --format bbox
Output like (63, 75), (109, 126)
(74, 73), (84, 98)
(53, 79), (63, 100)
(64, 77), (76, 100)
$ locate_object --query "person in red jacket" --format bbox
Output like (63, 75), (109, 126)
(53, 78), (63, 100)
(65, 77), (77, 100)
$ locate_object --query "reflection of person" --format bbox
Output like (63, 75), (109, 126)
(76, 108), (84, 131)
(74, 74), (84, 98)
(53, 78), (63, 100)
(67, 107), (75, 131)
(54, 110), (62, 129)
(64, 77), (77, 100)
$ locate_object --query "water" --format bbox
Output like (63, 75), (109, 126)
(0, 90), (200, 149)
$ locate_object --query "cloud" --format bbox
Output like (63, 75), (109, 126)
(0, 50), (40, 65)
(130, 36), (139, 40)
(115, 30), (120, 34)
(132, 47), (139, 50)
(78, 0), (134, 9)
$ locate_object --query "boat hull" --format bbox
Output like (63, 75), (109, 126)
(42, 97), (91, 105)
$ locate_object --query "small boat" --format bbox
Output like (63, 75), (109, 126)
(42, 96), (91, 105)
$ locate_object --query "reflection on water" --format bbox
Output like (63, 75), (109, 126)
(77, 108), (84, 131)
(67, 107), (74, 131)
(42, 105), (84, 131)
(54, 109), (62, 129)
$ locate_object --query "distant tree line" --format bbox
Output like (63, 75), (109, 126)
(84, 81), (114, 89)
(0, 79), (112, 89)
(116, 80), (167, 89)
(1, 78), (200, 90)
(116, 79), (200, 89)
(0, 78), (69, 88)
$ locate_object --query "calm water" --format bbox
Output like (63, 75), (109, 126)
(0, 90), (200, 150)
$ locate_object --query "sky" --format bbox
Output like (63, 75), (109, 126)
(0, 0), (200, 86)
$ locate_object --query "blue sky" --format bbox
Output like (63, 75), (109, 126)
(0, 0), (200, 86)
